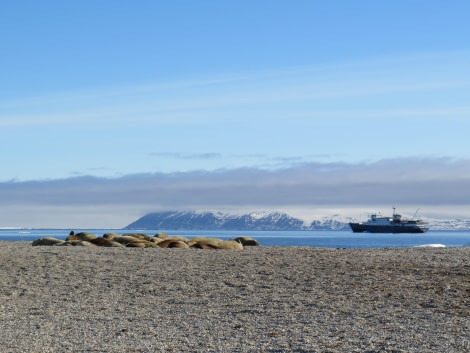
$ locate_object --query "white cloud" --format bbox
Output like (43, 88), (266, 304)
(1, 157), (469, 227)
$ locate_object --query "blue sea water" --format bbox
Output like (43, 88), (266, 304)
(1, 229), (469, 248)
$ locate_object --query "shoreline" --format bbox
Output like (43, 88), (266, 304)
(1, 242), (469, 352)
(1, 228), (470, 249)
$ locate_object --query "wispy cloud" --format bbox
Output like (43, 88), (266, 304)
(2, 50), (468, 128)
(149, 152), (222, 160)
(146, 152), (338, 171)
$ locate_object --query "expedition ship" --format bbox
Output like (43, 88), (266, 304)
(349, 207), (429, 233)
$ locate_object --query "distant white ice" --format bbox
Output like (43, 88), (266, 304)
(414, 244), (446, 248)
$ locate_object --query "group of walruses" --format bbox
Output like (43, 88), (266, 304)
(31, 231), (260, 250)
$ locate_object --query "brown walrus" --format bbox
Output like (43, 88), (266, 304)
(157, 239), (187, 248)
(74, 232), (97, 241)
(103, 233), (120, 240)
(122, 233), (154, 241)
(88, 238), (112, 246)
(32, 237), (65, 246)
(231, 236), (260, 246)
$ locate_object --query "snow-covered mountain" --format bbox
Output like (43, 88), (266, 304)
(124, 211), (347, 230)
(124, 210), (470, 231)
(125, 211), (304, 230)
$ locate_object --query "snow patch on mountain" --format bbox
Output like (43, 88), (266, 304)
(422, 217), (470, 230)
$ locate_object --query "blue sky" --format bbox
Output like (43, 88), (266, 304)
(1, 1), (470, 227)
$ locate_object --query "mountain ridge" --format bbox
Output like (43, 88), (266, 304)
(124, 211), (312, 230)
(124, 210), (354, 231)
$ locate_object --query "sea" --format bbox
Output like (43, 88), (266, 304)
(1, 229), (469, 248)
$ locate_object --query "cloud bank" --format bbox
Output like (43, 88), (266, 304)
(1, 157), (470, 227)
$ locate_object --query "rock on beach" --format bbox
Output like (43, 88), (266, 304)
(0, 241), (468, 352)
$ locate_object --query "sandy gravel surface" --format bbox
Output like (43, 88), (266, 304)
(0, 241), (468, 352)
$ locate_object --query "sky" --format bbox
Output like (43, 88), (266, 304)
(1, 1), (470, 228)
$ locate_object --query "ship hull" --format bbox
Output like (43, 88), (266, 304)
(349, 223), (428, 233)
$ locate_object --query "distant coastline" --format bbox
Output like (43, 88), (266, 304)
(2, 210), (470, 231)
(123, 210), (470, 231)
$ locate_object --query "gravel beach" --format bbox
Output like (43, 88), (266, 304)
(0, 241), (468, 352)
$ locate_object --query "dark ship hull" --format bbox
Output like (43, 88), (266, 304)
(349, 222), (428, 233)
(349, 208), (429, 233)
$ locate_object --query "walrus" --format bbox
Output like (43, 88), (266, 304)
(168, 240), (190, 248)
(32, 237), (65, 246)
(190, 242), (216, 250)
(103, 233), (120, 240)
(112, 236), (148, 245)
(157, 239), (186, 248)
(125, 242), (148, 248)
(217, 240), (243, 250)
(104, 241), (125, 247)
(190, 237), (222, 247)
(231, 236), (260, 246)
(61, 240), (83, 246)
(74, 232), (97, 241)
(89, 238), (112, 246)
(122, 233), (154, 241)
(154, 232), (169, 239)
(190, 237), (243, 250)
(76, 241), (95, 246)
(66, 234), (81, 241)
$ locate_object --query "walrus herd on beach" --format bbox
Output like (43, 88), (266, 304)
(32, 231), (260, 249)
